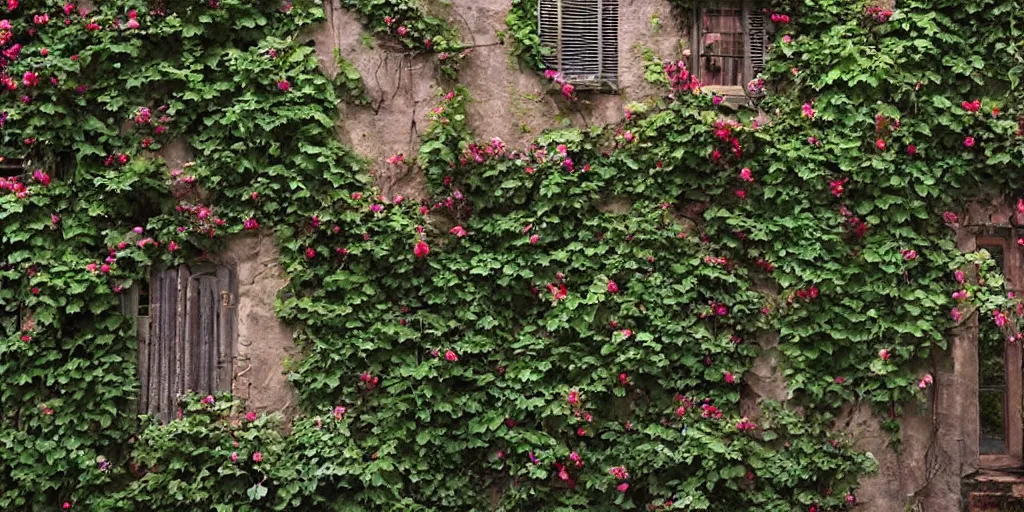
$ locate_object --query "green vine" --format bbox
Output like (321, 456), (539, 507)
(338, 0), (464, 78)
(333, 50), (369, 106)
(1, 0), (1023, 510)
(503, 0), (546, 72)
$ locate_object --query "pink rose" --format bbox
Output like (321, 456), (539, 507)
(414, 240), (430, 258)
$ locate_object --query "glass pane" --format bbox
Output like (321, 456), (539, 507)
(985, 245), (1005, 274)
(978, 244), (1009, 454)
(138, 279), (151, 317)
(981, 322), (1007, 388)
(980, 387), (1007, 454)
(700, 7), (744, 86)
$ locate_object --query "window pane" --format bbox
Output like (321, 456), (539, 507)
(700, 7), (743, 86)
(980, 387), (1007, 454)
(138, 278), (150, 317)
(985, 245), (1005, 274)
(979, 244), (1009, 454)
(980, 323), (1006, 388)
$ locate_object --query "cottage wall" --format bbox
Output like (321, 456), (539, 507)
(177, 2), (1010, 510)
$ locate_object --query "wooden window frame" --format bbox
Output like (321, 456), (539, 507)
(976, 234), (1024, 470)
(690, 0), (768, 99)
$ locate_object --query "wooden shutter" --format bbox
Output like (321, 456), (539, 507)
(138, 264), (236, 423)
(537, 0), (619, 90)
(744, 1), (768, 82)
(0, 157), (25, 178)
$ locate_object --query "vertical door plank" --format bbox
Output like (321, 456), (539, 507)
(137, 313), (151, 414)
(158, 269), (175, 423)
(215, 266), (235, 393)
(135, 282), (148, 415)
(183, 273), (200, 396)
(172, 266), (190, 414)
(1006, 233), (1023, 461)
(147, 271), (163, 419)
(128, 281), (147, 415)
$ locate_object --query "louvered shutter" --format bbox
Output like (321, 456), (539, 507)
(538, 0), (619, 90)
(744, 2), (768, 82)
(138, 264), (236, 422)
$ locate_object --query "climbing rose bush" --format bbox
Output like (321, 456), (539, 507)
(0, 0), (1023, 510)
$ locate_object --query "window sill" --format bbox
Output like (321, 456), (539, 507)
(980, 454), (1024, 473)
(702, 85), (746, 97)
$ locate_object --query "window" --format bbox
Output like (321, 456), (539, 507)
(691, 0), (769, 93)
(125, 264), (237, 423)
(976, 235), (1024, 469)
(538, 0), (619, 90)
(0, 305), (18, 338)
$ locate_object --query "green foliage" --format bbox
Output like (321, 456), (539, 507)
(2, 0), (1024, 510)
(641, 46), (672, 87)
(96, 395), (288, 511)
(338, 0), (464, 78)
(333, 50), (370, 106)
(504, 0), (548, 71)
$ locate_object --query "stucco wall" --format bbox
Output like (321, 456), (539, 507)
(844, 200), (1024, 512)
(301, 0), (685, 200)
(215, 235), (298, 417)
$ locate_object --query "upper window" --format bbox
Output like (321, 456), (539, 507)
(691, 0), (769, 92)
(538, 0), (619, 90)
(976, 235), (1024, 469)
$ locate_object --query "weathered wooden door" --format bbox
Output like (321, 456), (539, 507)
(130, 264), (237, 423)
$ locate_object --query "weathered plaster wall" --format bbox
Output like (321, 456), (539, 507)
(453, 0), (685, 147)
(302, 0), (685, 200)
(152, 0), (688, 420)
(215, 234), (298, 417)
(843, 314), (979, 512)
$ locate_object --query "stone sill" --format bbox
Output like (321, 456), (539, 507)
(964, 467), (1024, 511)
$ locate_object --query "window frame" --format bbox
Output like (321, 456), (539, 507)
(975, 234), (1024, 470)
(690, 0), (767, 99)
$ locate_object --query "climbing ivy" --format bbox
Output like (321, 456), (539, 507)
(1, 0), (1023, 510)
(336, 0), (464, 78)
(503, 0), (546, 72)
